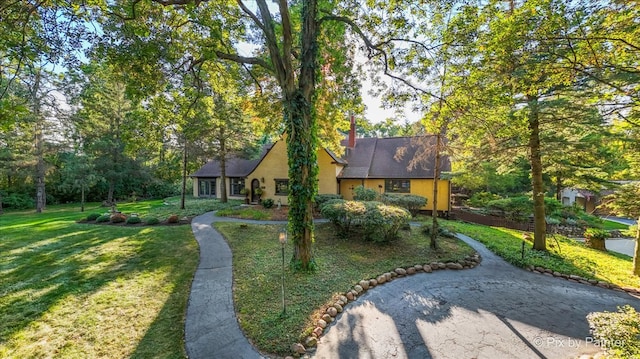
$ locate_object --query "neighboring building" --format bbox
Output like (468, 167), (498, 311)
(560, 188), (599, 213)
(191, 118), (452, 212)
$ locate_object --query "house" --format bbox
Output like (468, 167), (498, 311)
(191, 117), (452, 212)
(560, 188), (599, 213)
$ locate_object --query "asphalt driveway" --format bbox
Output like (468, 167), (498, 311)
(311, 234), (640, 359)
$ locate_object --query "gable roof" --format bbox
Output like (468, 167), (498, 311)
(190, 144), (273, 178)
(338, 136), (450, 179)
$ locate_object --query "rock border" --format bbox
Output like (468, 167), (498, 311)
(525, 265), (640, 295)
(284, 253), (482, 358)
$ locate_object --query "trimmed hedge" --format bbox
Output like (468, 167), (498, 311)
(126, 216), (142, 224)
(320, 199), (411, 242)
(353, 185), (378, 201)
(144, 216), (160, 225)
(86, 213), (101, 221)
(381, 193), (427, 217)
(96, 214), (111, 223)
(314, 194), (342, 210)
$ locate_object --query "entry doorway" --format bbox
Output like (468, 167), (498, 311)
(251, 179), (260, 203)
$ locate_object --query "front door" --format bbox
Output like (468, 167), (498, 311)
(251, 179), (260, 203)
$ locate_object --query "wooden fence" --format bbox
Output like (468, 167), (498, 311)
(450, 208), (559, 233)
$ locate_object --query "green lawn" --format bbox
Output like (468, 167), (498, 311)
(0, 202), (199, 358)
(217, 222), (475, 356)
(602, 219), (632, 231)
(442, 219), (640, 288)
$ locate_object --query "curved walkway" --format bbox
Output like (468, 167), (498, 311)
(186, 212), (640, 359)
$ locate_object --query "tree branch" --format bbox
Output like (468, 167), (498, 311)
(236, 0), (266, 33)
(214, 51), (273, 72)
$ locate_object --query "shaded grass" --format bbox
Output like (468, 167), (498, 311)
(76, 196), (241, 222)
(442, 220), (640, 288)
(0, 204), (198, 358)
(217, 222), (475, 356)
(216, 207), (271, 220)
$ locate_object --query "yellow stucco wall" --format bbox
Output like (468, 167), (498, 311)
(247, 140), (342, 205)
(339, 178), (451, 211)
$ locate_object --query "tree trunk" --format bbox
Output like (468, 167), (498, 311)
(33, 71), (46, 213)
(430, 133), (442, 250)
(555, 175), (562, 201)
(107, 180), (115, 205)
(180, 135), (187, 210)
(220, 129), (227, 203)
(634, 216), (640, 276)
(81, 184), (85, 212)
(283, 0), (318, 271)
(285, 91), (317, 271)
(0, 192), (3, 215)
(528, 94), (547, 250)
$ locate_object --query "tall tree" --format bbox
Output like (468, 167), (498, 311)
(606, 183), (640, 276)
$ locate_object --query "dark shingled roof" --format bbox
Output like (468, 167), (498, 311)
(190, 144), (273, 178)
(338, 136), (450, 179)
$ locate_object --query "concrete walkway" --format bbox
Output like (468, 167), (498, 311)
(185, 212), (265, 359)
(186, 213), (640, 359)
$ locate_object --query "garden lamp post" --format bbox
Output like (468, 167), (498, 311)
(279, 229), (287, 316)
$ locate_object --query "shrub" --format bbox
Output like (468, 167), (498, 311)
(110, 213), (126, 223)
(320, 199), (411, 242)
(262, 198), (274, 209)
(126, 216), (142, 224)
(543, 197), (563, 216)
(145, 216), (160, 225)
(381, 193), (427, 217)
(587, 305), (640, 358)
(486, 196), (532, 221)
(167, 214), (179, 223)
(96, 214), (111, 223)
(314, 194), (342, 210)
(353, 185), (377, 201)
(2, 192), (33, 209)
(466, 191), (502, 208)
(86, 213), (101, 221)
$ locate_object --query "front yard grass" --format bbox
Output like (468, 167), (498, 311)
(0, 203), (199, 358)
(443, 219), (640, 289)
(217, 222), (476, 356)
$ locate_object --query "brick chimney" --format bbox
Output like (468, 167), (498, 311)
(348, 115), (356, 148)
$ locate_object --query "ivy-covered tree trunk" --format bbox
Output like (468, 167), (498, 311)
(285, 92), (318, 270)
(285, 0), (319, 271)
(528, 94), (547, 250)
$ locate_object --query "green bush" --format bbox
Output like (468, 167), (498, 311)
(320, 199), (411, 242)
(96, 214), (111, 223)
(86, 213), (101, 221)
(584, 227), (609, 240)
(2, 192), (34, 209)
(314, 194), (342, 210)
(262, 198), (274, 209)
(587, 305), (640, 358)
(421, 223), (457, 239)
(466, 191), (502, 208)
(353, 185), (378, 201)
(381, 193), (427, 217)
(145, 216), (160, 225)
(486, 196), (532, 221)
(126, 216), (142, 224)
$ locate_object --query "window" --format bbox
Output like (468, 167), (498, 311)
(230, 178), (245, 196)
(274, 179), (289, 195)
(198, 178), (216, 197)
(385, 179), (410, 193)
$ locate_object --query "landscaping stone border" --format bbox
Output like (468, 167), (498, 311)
(284, 253), (483, 358)
(525, 265), (640, 296)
